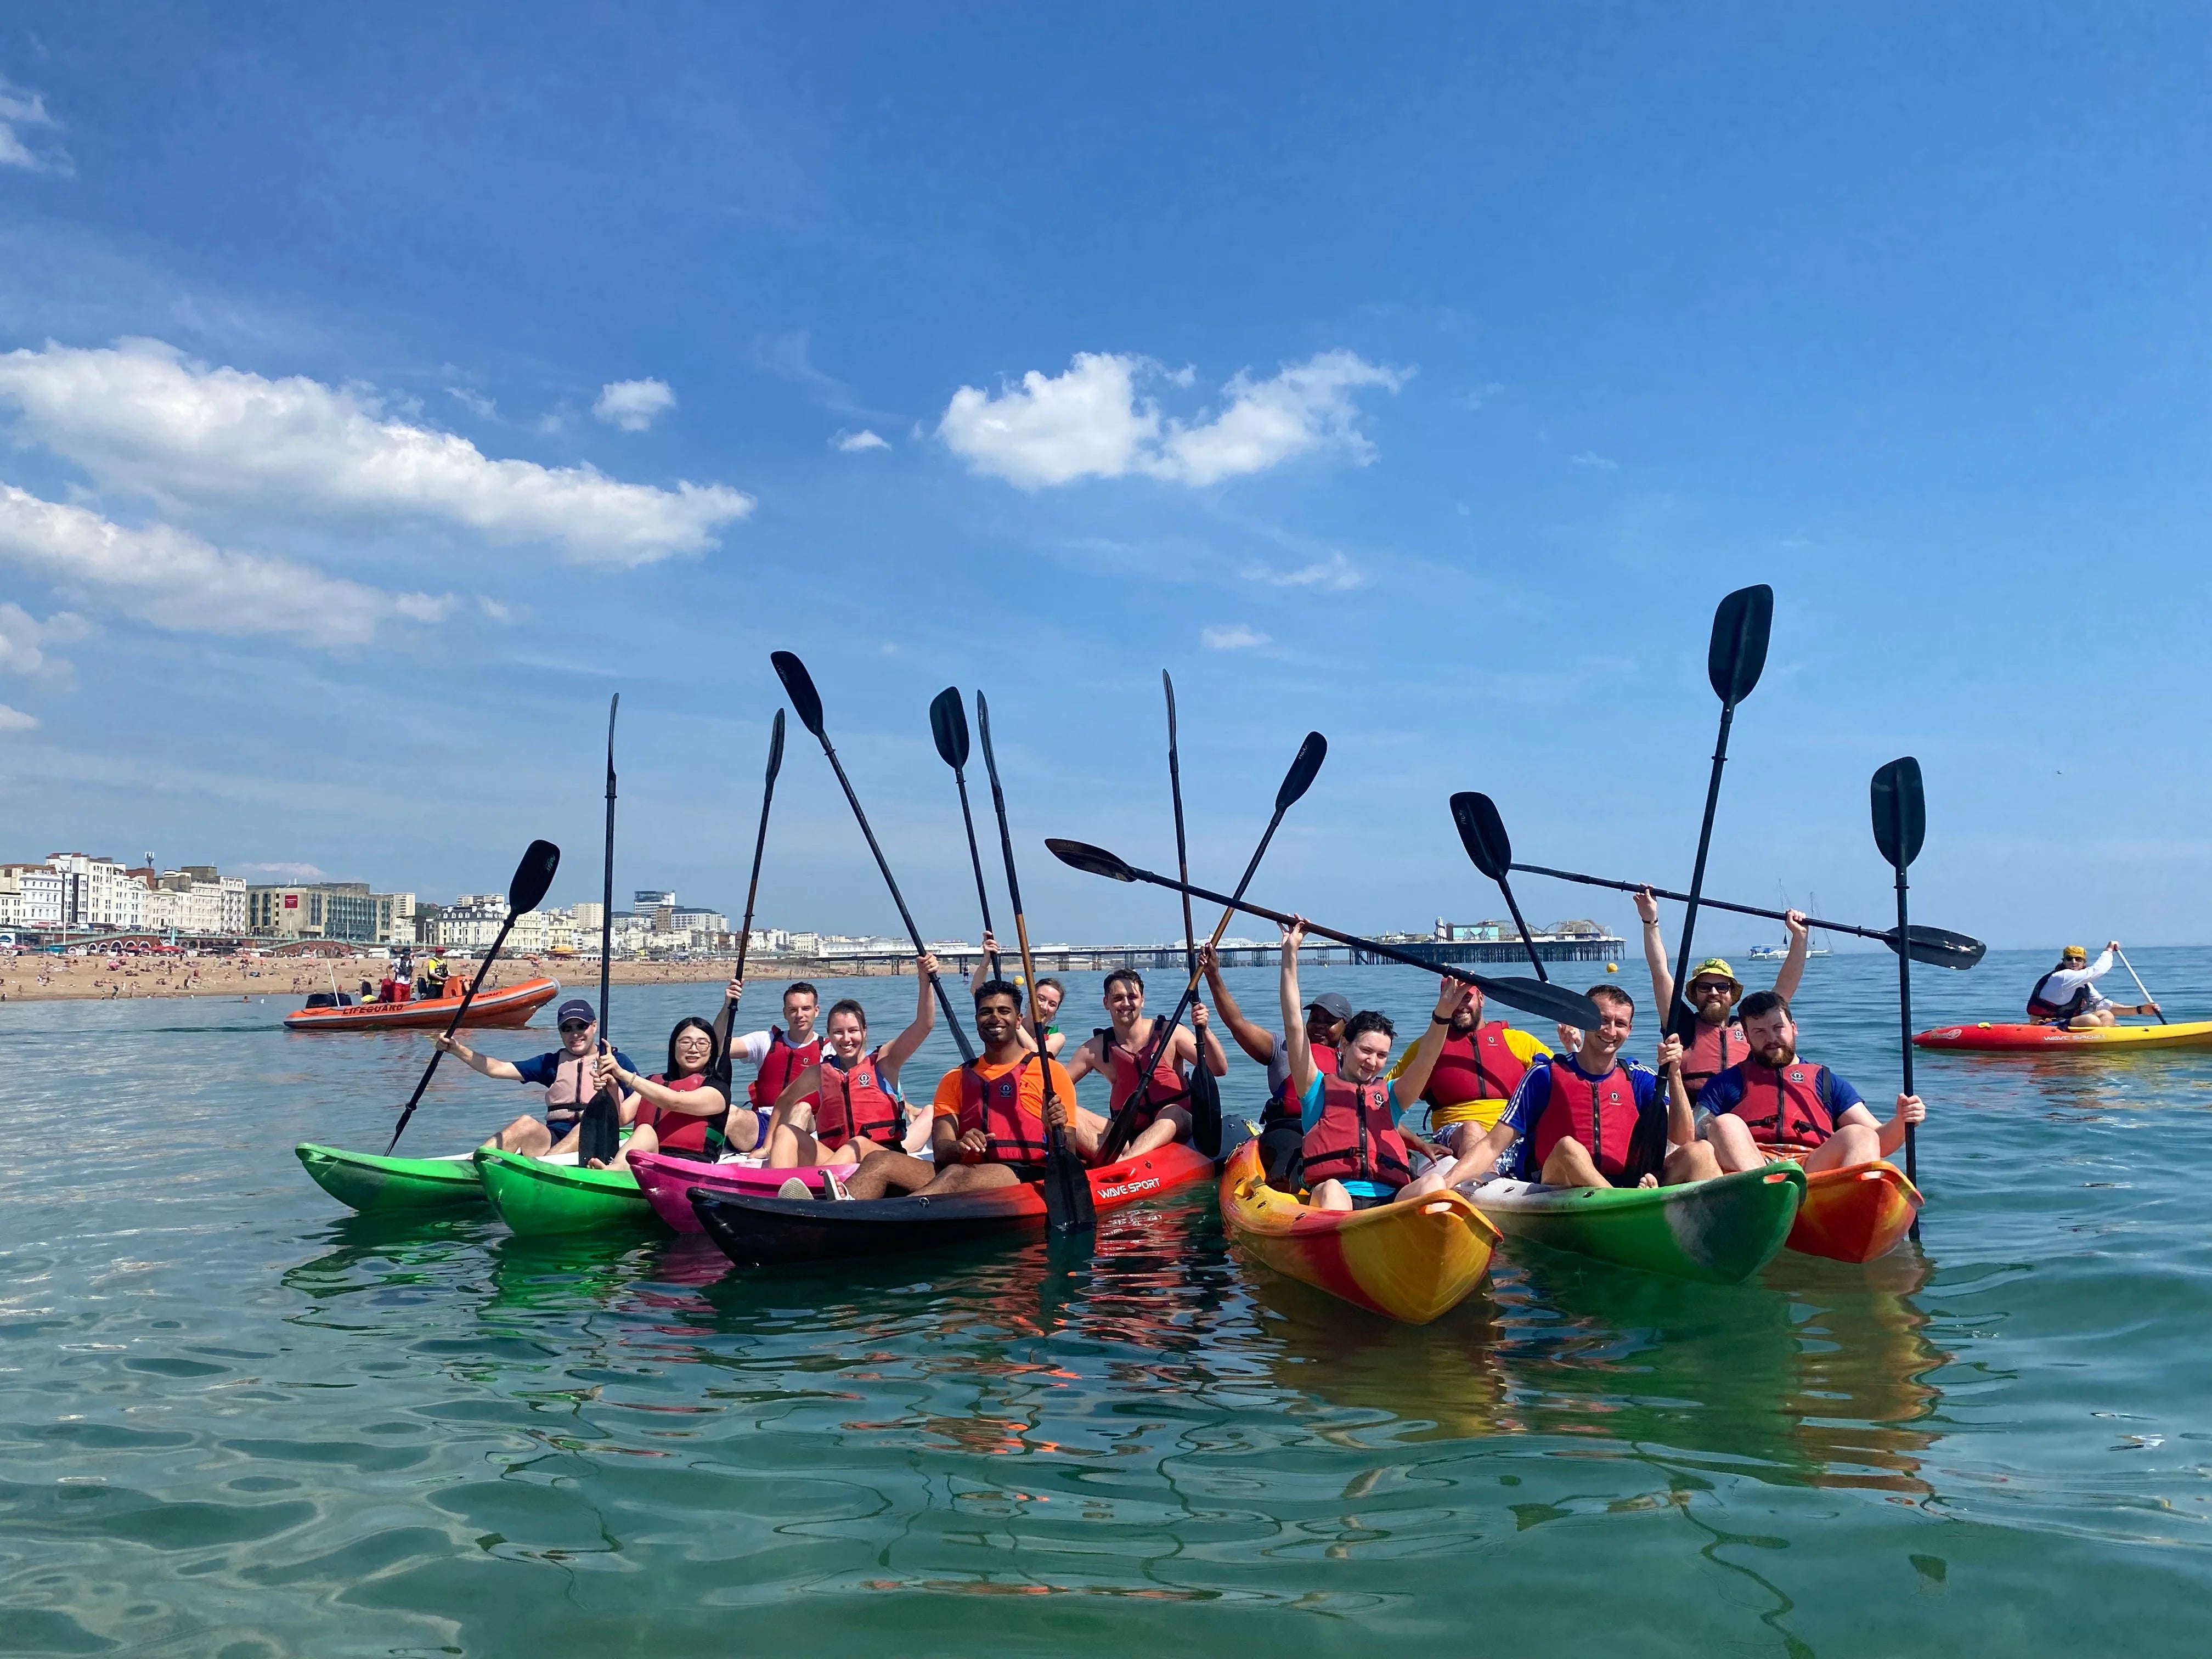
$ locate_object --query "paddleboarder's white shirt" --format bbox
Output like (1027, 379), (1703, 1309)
(2039, 951), (2115, 1008)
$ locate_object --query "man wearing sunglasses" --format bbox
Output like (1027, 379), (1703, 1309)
(1634, 889), (1808, 1104)
(437, 997), (637, 1155)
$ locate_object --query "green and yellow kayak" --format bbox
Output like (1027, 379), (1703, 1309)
(296, 1143), (487, 1212)
(473, 1147), (658, 1236)
(1468, 1164), (1804, 1285)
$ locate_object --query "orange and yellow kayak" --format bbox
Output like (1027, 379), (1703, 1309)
(282, 975), (561, 1031)
(1912, 1019), (2212, 1053)
(1217, 1141), (1499, 1323)
(1762, 1145), (1921, 1263)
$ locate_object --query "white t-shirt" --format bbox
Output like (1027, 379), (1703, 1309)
(2035, 951), (2114, 1009)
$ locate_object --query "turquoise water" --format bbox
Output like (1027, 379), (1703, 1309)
(4, 948), (2209, 1655)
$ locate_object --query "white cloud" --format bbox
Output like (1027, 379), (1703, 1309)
(0, 76), (70, 176)
(938, 349), (1408, 489)
(834, 428), (890, 453)
(0, 602), (89, 684)
(0, 703), (37, 732)
(1571, 451), (1619, 470)
(0, 341), (751, 566)
(477, 595), (512, 622)
(0, 486), (452, 647)
(1241, 551), (1365, 592)
(1454, 382), (1505, 410)
(1201, 623), (1271, 650)
(446, 386), (497, 419)
(593, 377), (675, 432)
(237, 861), (327, 881)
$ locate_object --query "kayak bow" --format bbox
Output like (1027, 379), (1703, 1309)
(296, 1142), (486, 1212)
(1469, 1164), (1804, 1284)
(475, 1147), (659, 1235)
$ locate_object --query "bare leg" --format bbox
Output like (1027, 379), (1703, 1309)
(765, 1122), (821, 1169)
(1700, 1113), (1766, 1173)
(1308, 1177), (1354, 1212)
(1538, 1136), (1611, 1190)
(1662, 1141), (1721, 1184)
(844, 1148), (934, 1199)
(484, 1115), (553, 1156)
(1122, 1105), (1191, 1158)
(917, 1161), (1026, 1194)
(1802, 1122), (1883, 1172)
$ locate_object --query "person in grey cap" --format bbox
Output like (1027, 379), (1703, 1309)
(436, 997), (637, 1156)
(1200, 944), (1354, 1186)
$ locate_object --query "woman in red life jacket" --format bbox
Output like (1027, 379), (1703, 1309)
(1700, 990), (1927, 1174)
(1406, 984), (1720, 1194)
(841, 978), (1100, 1200)
(1278, 918), (1464, 1212)
(1635, 888), (1810, 1102)
(585, 1017), (731, 1169)
(1063, 967), (1228, 1157)
(763, 955), (940, 1169)
(1201, 943), (1351, 1189)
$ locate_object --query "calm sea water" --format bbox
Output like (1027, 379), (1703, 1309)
(3, 947), (2209, 1655)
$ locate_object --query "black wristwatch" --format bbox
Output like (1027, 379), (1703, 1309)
(1432, 1013), (1452, 1025)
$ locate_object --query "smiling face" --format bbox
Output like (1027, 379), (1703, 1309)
(1449, 986), (1486, 1034)
(1689, 975), (1739, 1025)
(1745, 1005), (1796, 1067)
(782, 988), (819, 1040)
(559, 1018), (596, 1055)
(974, 990), (1022, 1049)
(1582, 994), (1635, 1067)
(826, 1008), (868, 1064)
(1103, 977), (1144, 1031)
(1304, 1009), (1346, 1049)
(669, 1023), (715, 1077)
(1342, 1028), (1395, 1085)
(1034, 983), (1063, 1023)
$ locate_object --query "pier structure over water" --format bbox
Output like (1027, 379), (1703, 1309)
(779, 930), (1624, 977)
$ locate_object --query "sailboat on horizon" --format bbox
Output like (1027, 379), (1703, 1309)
(1747, 888), (1835, 961)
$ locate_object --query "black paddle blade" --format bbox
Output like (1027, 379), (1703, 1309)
(974, 689), (996, 764)
(1449, 791), (1512, 881)
(605, 692), (619, 765)
(505, 840), (562, 915)
(1162, 669), (1178, 743)
(1893, 924), (1984, 969)
(1472, 974), (1602, 1030)
(1871, 757), (1927, 870)
(1047, 838), (1137, 883)
(1707, 583), (1774, 706)
(1189, 1060), (1224, 1161)
(770, 651), (826, 738)
(765, 707), (786, 782)
(1045, 1140), (1097, 1234)
(929, 686), (969, 770)
(1276, 732), (1327, 812)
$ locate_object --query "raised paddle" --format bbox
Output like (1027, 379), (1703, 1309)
(577, 693), (623, 1168)
(1488, 859), (1985, 968)
(770, 651), (973, 1060)
(714, 707), (786, 1065)
(1163, 673), (1222, 1158)
(1667, 583), (1774, 1041)
(2115, 949), (2166, 1024)
(929, 687), (1000, 982)
(1097, 729), (1327, 1163)
(1449, 791), (1552, 983)
(386, 838), (561, 1153)
(975, 691), (1094, 1233)
(1871, 756), (1925, 1238)
(1048, 839), (1601, 1030)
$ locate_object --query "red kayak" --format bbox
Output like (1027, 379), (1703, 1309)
(283, 975), (561, 1031)
(1763, 1145), (1922, 1263)
(1913, 1019), (2212, 1054)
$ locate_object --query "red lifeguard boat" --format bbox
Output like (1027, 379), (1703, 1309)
(282, 975), (561, 1031)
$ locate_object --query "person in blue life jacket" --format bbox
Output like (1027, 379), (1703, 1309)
(1404, 983), (1719, 1194)
(1699, 990), (1927, 1173)
(1277, 919), (1463, 1212)
(2025, 943), (2158, 1028)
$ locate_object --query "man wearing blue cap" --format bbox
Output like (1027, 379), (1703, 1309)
(437, 997), (637, 1155)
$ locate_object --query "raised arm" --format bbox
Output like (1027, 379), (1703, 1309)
(1635, 888), (1674, 1018)
(881, 953), (940, 1075)
(434, 1034), (524, 1082)
(1279, 921), (1316, 1099)
(1201, 943), (1277, 1066)
(968, 936), (998, 994)
(711, 977), (744, 1050)
(1774, 910), (1809, 1002)
(1060, 1031), (1103, 1083)
(1391, 980), (1472, 1103)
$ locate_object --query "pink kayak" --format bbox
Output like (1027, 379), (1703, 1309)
(630, 1148), (863, 1233)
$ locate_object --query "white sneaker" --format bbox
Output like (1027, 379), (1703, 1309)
(822, 1167), (852, 1201)
(776, 1177), (810, 1200)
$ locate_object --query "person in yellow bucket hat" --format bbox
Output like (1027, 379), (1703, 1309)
(2026, 941), (2158, 1027)
(1634, 888), (1809, 1103)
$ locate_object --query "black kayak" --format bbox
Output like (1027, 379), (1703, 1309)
(689, 1142), (1215, 1265)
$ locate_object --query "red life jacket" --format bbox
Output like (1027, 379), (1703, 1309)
(1093, 1023), (1188, 1131)
(1525, 1056), (1664, 1185)
(1679, 1017), (1745, 1101)
(956, 1058), (1055, 1170)
(1425, 1020), (1534, 1106)
(635, 1071), (722, 1156)
(1300, 1071), (1412, 1190)
(748, 1026), (823, 1109)
(1262, 1041), (1338, 1128)
(1722, 1056), (1838, 1149)
(814, 1046), (902, 1148)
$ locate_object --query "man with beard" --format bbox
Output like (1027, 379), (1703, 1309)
(839, 979), (1096, 1199)
(1636, 887), (1810, 1102)
(1699, 990), (1926, 1173)
(1390, 979), (1551, 1154)
(1199, 942), (1352, 1187)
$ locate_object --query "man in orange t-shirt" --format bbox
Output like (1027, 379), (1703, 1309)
(843, 978), (1096, 1198)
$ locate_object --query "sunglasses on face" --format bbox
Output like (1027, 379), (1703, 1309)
(559, 1022), (591, 1034)
(1690, 981), (1735, 996)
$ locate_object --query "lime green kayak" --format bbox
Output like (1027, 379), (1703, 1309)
(296, 1142), (487, 1212)
(473, 1147), (659, 1236)
(1468, 1164), (1805, 1285)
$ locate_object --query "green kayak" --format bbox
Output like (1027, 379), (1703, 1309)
(296, 1142), (488, 1212)
(474, 1147), (659, 1236)
(1468, 1164), (1805, 1285)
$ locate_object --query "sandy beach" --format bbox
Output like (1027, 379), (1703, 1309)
(0, 953), (886, 1005)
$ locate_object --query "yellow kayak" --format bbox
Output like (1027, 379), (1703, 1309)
(1914, 1019), (2212, 1053)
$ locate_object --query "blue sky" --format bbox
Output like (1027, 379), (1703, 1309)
(0, 3), (2204, 951)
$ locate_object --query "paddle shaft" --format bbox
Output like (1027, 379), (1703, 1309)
(1491, 874), (1549, 983)
(952, 767), (1001, 981)
(808, 731), (974, 1063)
(2116, 949), (2165, 1023)
(1514, 862), (1900, 948)
(714, 738), (781, 1062)
(1666, 704), (1738, 1040)
(584, 695), (621, 1165)
(385, 911), (523, 1154)
(1165, 673), (1202, 1103)
(1892, 855), (1918, 1235)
